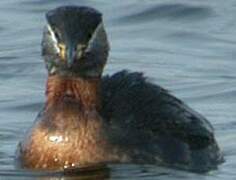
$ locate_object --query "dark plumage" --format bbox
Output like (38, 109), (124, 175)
(16, 6), (223, 173)
(46, 6), (102, 46)
(101, 70), (223, 172)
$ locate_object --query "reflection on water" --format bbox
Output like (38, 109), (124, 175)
(0, 0), (236, 179)
(0, 163), (110, 180)
(0, 168), (109, 180)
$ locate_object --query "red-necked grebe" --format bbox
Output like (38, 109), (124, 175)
(16, 6), (223, 173)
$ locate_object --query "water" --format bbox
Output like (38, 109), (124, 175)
(0, 0), (235, 179)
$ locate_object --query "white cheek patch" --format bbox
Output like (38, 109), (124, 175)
(47, 24), (60, 54)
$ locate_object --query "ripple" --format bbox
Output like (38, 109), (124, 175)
(16, 0), (91, 15)
(8, 102), (43, 112)
(0, 56), (18, 61)
(217, 122), (236, 132)
(0, 127), (22, 141)
(185, 89), (236, 104)
(116, 3), (213, 24)
(0, 62), (42, 77)
(0, 164), (110, 180)
(0, 26), (5, 33)
(20, 0), (88, 5)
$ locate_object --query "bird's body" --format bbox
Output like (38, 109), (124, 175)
(101, 71), (223, 172)
(16, 6), (223, 173)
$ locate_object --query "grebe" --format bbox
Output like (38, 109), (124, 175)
(16, 6), (223, 173)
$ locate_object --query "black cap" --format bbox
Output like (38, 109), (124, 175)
(46, 6), (102, 44)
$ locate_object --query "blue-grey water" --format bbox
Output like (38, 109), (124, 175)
(0, 0), (235, 179)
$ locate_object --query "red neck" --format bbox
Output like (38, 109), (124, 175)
(45, 75), (101, 110)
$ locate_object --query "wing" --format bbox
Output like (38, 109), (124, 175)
(101, 70), (223, 172)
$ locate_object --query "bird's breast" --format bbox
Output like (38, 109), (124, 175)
(16, 105), (124, 170)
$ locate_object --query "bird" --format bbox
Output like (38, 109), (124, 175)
(16, 5), (223, 173)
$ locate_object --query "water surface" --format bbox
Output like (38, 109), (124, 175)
(0, 0), (236, 179)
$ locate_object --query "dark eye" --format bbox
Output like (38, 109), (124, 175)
(52, 27), (61, 40)
(88, 32), (93, 39)
(54, 30), (60, 40)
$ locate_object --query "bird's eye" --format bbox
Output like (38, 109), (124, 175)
(88, 32), (93, 40)
(52, 27), (60, 40)
(54, 30), (60, 40)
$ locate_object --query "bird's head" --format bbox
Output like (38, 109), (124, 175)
(42, 6), (109, 78)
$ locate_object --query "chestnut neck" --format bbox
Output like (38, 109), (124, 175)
(46, 75), (101, 110)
